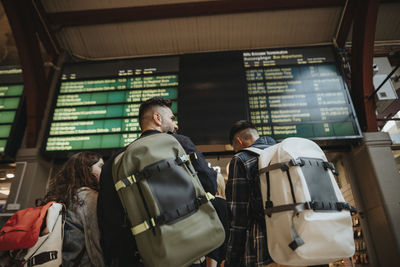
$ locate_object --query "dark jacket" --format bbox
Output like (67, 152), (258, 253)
(207, 196), (229, 265)
(97, 130), (217, 266)
(63, 188), (106, 267)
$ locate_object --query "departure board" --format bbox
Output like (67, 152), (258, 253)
(43, 46), (361, 157)
(0, 66), (25, 157)
(43, 57), (179, 157)
(179, 51), (247, 145)
(243, 46), (361, 140)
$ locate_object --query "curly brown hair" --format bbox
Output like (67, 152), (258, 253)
(43, 151), (102, 208)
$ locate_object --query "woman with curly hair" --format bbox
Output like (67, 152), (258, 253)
(44, 151), (106, 267)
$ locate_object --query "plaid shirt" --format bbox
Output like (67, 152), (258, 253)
(225, 137), (275, 267)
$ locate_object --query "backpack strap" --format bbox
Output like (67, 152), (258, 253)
(25, 251), (59, 267)
(265, 201), (357, 251)
(242, 146), (270, 224)
(259, 158), (305, 174)
(265, 201), (356, 217)
(131, 192), (215, 236)
(243, 147), (264, 155)
(260, 158), (338, 176)
(114, 154), (195, 191)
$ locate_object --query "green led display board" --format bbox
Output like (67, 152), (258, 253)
(0, 85), (24, 96)
(243, 46), (361, 140)
(0, 77), (24, 154)
(46, 133), (140, 151)
(43, 47), (361, 157)
(56, 88), (177, 107)
(59, 75), (178, 93)
(43, 57), (179, 156)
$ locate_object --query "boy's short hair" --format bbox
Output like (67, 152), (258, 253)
(229, 120), (256, 145)
(139, 97), (172, 125)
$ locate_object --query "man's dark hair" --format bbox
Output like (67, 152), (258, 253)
(229, 120), (256, 144)
(138, 97), (172, 126)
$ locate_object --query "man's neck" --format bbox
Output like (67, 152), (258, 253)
(141, 125), (162, 133)
(140, 129), (162, 138)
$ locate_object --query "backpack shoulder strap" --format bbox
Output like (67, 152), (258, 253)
(243, 147), (264, 156)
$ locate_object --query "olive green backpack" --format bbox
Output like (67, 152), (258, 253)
(112, 133), (225, 267)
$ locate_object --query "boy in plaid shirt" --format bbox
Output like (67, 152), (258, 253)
(225, 120), (275, 267)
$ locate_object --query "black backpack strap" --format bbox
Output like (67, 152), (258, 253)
(26, 251), (58, 267)
(265, 201), (356, 217)
(114, 154), (195, 191)
(265, 171), (272, 210)
(130, 193), (215, 236)
(259, 158), (304, 174)
(264, 201), (356, 251)
(242, 146), (264, 156)
(241, 147), (268, 224)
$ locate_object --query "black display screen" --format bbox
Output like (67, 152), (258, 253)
(179, 51), (248, 145)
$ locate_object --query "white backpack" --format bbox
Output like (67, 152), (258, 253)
(246, 137), (355, 266)
(0, 202), (65, 266)
(22, 203), (65, 267)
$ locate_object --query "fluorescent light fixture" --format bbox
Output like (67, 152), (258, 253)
(0, 189), (10, 195)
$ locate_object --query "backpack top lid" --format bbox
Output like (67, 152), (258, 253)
(113, 132), (186, 180)
(276, 137), (326, 162)
(0, 201), (55, 251)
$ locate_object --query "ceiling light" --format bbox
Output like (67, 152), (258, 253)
(0, 189), (10, 195)
(6, 173), (14, 178)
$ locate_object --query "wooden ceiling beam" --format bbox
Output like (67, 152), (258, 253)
(31, 0), (61, 57)
(47, 0), (346, 27)
(335, 0), (356, 49)
(350, 0), (380, 132)
(2, 0), (50, 147)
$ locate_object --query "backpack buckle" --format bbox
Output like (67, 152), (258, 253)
(350, 205), (357, 214)
(304, 201), (312, 210)
(308, 200), (318, 210)
(336, 202), (352, 212)
(290, 158), (304, 166)
(280, 164), (289, 171)
(322, 161), (339, 175)
(176, 155), (189, 165)
(289, 236), (305, 251)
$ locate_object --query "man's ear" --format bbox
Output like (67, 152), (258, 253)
(152, 112), (162, 126)
(235, 136), (243, 147)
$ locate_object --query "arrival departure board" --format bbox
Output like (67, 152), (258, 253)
(0, 67), (25, 157)
(43, 57), (179, 157)
(43, 46), (361, 158)
(243, 46), (361, 140)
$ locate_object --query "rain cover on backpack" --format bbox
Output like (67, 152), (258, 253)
(246, 137), (355, 266)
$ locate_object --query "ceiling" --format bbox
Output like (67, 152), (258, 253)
(0, 0), (399, 64)
(44, 3), (344, 60)
(0, 4), (18, 65)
